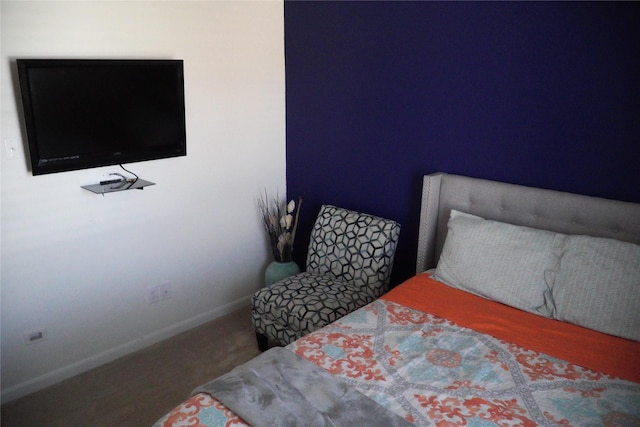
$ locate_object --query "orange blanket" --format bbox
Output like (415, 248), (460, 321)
(383, 274), (640, 383)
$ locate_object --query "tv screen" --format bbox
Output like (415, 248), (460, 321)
(17, 59), (186, 175)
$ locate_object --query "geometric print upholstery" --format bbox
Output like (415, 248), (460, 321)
(252, 205), (400, 347)
(306, 205), (401, 300)
(251, 272), (373, 346)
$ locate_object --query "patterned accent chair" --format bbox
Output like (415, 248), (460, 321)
(251, 205), (401, 350)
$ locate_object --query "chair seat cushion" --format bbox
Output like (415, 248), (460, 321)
(252, 272), (374, 344)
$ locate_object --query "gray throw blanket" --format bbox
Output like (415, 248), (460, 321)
(193, 347), (413, 427)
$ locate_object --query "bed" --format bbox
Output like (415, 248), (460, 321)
(154, 172), (640, 427)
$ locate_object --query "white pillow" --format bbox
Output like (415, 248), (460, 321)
(551, 235), (640, 341)
(434, 210), (562, 317)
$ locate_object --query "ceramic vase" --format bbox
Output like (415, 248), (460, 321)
(264, 261), (300, 287)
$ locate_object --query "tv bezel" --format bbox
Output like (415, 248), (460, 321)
(17, 58), (187, 176)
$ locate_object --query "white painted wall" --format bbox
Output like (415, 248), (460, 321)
(0, 1), (285, 402)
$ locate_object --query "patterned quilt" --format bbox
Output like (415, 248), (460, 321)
(155, 284), (640, 426)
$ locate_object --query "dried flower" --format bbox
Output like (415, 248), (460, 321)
(258, 191), (302, 262)
(280, 214), (293, 229)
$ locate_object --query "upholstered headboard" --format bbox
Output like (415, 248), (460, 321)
(416, 172), (640, 273)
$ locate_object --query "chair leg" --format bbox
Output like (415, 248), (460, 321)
(256, 332), (269, 352)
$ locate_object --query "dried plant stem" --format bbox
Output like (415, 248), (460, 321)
(290, 197), (302, 246)
(258, 191), (301, 263)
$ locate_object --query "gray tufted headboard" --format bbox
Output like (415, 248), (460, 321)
(416, 172), (640, 273)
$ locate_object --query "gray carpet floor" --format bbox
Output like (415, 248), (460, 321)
(1, 305), (261, 427)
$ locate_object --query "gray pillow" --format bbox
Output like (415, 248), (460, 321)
(551, 235), (640, 341)
(435, 210), (562, 317)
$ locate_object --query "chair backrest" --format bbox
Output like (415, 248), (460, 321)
(306, 205), (401, 299)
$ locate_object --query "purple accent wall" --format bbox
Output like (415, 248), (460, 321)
(285, 1), (640, 284)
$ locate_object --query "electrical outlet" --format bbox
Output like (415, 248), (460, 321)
(24, 329), (47, 345)
(147, 286), (160, 304)
(159, 283), (172, 301)
(4, 139), (17, 159)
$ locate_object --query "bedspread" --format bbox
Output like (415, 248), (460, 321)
(155, 276), (640, 427)
(291, 298), (640, 426)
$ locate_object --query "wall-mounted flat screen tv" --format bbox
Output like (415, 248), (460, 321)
(17, 59), (186, 175)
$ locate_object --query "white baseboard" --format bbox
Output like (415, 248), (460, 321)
(1, 296), (251, 404)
